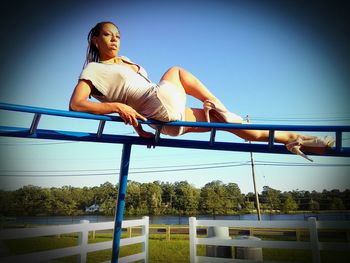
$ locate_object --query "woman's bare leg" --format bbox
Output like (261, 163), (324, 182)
(160, 66), (216, 102)
(160, 67), (322, 151)
(182, 108), (314, 145)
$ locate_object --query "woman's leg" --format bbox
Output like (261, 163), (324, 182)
(161, 66), (242, 124)
(160, 67), (326, 153)
(182, 108), (313, 145)
(160, 66), (216, 102)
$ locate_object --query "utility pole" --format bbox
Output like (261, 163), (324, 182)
(246, 115), (262, 221)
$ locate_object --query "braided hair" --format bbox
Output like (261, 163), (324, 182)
(84, 21), (120, 68)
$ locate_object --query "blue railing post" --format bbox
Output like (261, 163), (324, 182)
(268, 130), (275, 149)
(111, 143), (132, 263)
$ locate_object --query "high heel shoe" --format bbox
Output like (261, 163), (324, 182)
(286, 136), (335, 162)
(203, 98), (243, 123)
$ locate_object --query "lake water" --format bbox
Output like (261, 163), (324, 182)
(4, 212), (350, 226)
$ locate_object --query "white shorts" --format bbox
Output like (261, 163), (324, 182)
(151, 80), (186, 136)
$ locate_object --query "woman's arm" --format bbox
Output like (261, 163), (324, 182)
(69, 80), (147, 127)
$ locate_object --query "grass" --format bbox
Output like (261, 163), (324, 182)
(2, 230), (349, 262)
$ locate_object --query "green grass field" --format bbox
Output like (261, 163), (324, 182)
(2, 230), (349, 262)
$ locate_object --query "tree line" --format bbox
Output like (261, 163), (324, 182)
(0, 180), (349, 217)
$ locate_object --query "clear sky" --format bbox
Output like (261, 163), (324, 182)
(0, 0), (349, 193)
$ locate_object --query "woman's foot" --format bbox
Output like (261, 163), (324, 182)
(286, 135), (335, 162)
(203, 97), (243, 123)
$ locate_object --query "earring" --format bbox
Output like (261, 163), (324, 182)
(92, 40), (98, 49)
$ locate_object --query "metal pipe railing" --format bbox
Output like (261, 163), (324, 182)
(1, 102), (349, 156)
(1, 102), (349, 263)
(1, 102), (349, 132)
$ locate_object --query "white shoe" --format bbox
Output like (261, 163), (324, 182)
(286, 136), (335, 162)
(203, 98), (243, 123)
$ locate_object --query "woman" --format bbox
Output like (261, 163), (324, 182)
(69, 21), (334, 162)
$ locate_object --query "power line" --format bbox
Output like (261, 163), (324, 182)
(0, 162), (249, 177)
(0, 132), (136, 146)
(0, 141), (79, 146)
(249, 113), (350, 122)
(0, 161), (244, 173)
(250, 117), (350, 123)
(254, 161), (350, 167)
(1, 161), (349, 173)
(0, 161), (349, 177)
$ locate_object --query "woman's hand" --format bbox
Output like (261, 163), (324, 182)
(115, 103), (147, 127)
(134, 125), (155, 139)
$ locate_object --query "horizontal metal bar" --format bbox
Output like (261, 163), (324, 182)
(1, 102), (350, 132)
(1, 126), (349, 157)
(0, 102), (121, 122)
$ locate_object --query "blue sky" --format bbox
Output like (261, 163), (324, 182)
(0, 0), (349, 193)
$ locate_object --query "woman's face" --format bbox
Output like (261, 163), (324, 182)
(93, 23), (120, 60)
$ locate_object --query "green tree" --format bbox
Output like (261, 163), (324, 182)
(342, 189), (350, 209)
(199, 181), (226, 216)
(141, 182), (162, 215)
(320, 189), (332, 210)
(49, 186), (78, 216)
(330, 197), (345, 210)
(73, 186), (95, 214)
(173, 181), (199, 215)
(174, 181), (199, 215)
(308, 199), (320, 211)
(262, 186), (281, 212)
(282, 193), (298, 213)
(125, 181), (142, 215)
(244, 192), (257, 211)
(161, 182), (177, 214)
(14, 185), (51, 216)
(0, 190), (17, 216)
(223, 183), (243, 214)
(290, 189), (308, 210)
(310, 190), (323, 210)
(96, 182), (118, 216)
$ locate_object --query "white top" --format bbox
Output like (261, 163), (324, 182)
(79, 57), (188, 136)
(79, 59), (162, 117)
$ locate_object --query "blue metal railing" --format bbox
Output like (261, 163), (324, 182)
(1, 102), (349, 131)
(1, 102), (349, 155)
(1, 102), (350, 263)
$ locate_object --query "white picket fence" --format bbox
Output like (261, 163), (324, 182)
(189, 217), (350, 263)
(0, 216), (149, 263)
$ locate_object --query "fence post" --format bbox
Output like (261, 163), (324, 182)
(142, 216), (149, 263)
(77, 220), (89, 263)
(296, 229), (301, 241)
(189, 217), (197, 263)
(249, 227), (254, 236)
(166, 226), (171, 241)
(308, 217), (320, 263)
(127, 227), (132, 238)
